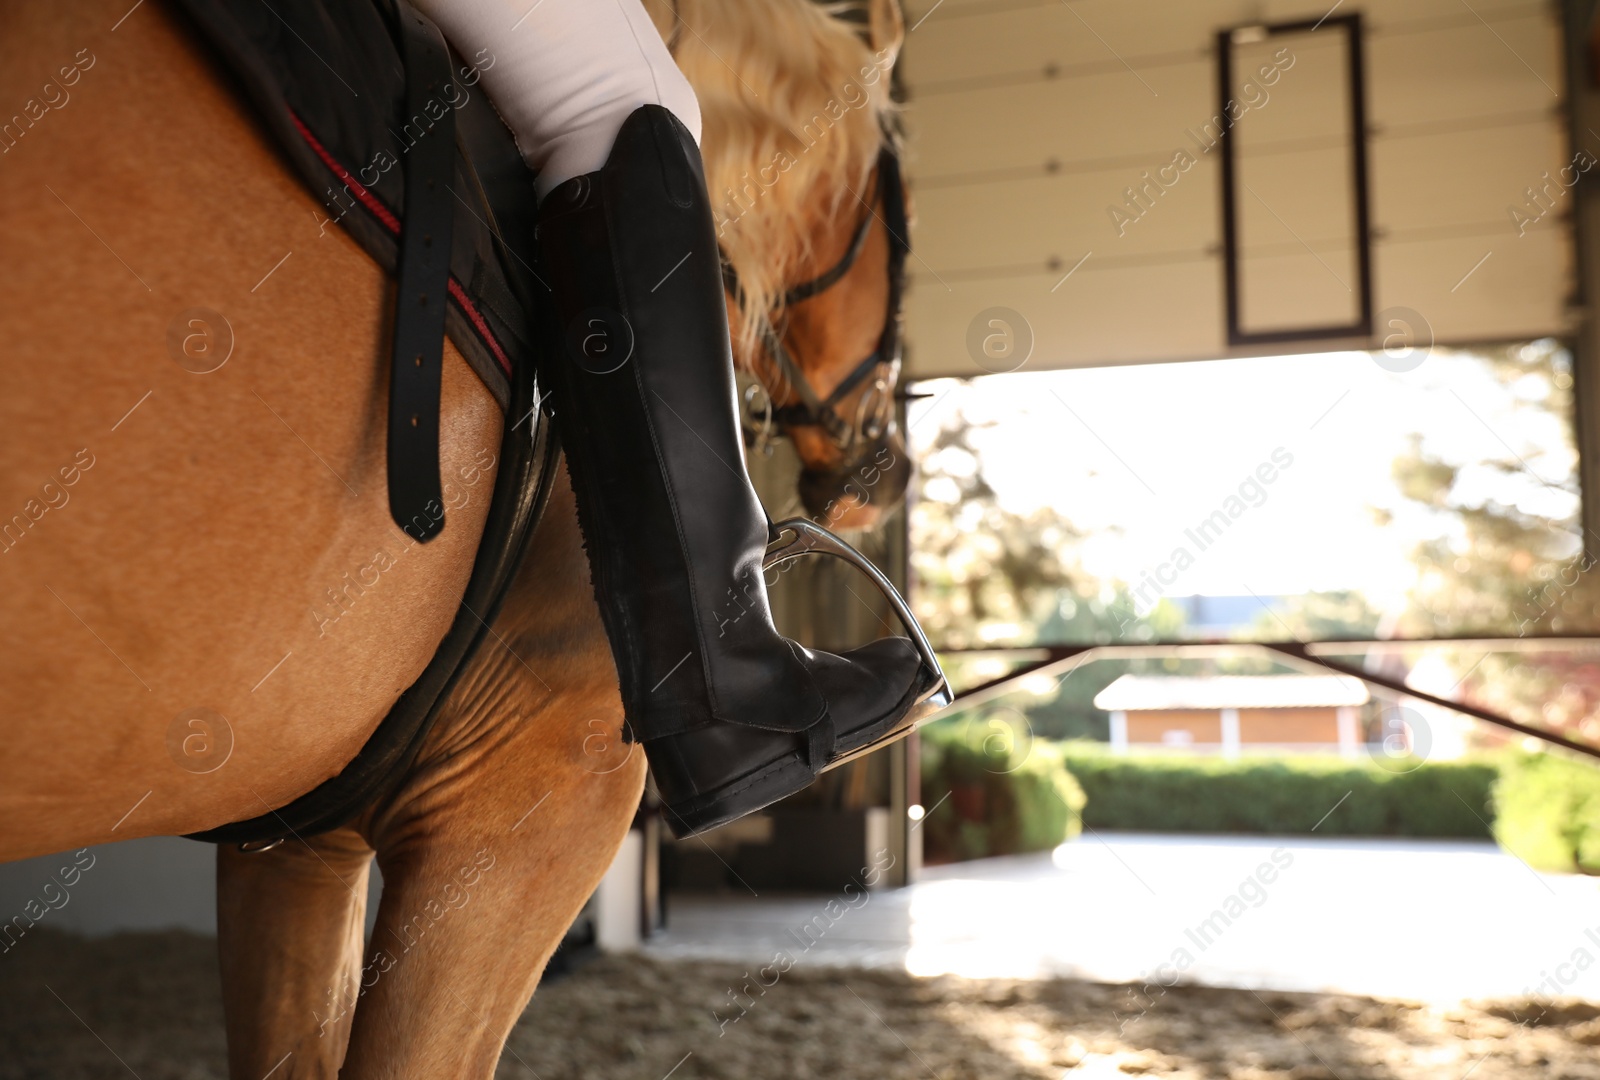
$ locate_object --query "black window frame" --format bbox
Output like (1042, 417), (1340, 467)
(1217, 13), (1374, 346)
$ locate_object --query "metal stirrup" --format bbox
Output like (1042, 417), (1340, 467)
(763, 517), (951, 713)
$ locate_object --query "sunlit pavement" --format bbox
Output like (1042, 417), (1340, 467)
(645, 834), (1600, 1002)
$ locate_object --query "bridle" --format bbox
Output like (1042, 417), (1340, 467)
(665, 0), (910, 472)
(722, 141), (910, 467)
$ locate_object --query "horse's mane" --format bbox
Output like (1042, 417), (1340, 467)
(648, 0), (898, 362)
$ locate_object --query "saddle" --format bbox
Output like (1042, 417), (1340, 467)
(174, 0), (558, 845)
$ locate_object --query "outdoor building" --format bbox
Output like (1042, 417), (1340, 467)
(1094, 675), (1371, 756)
(1168, 595), (1288, 637)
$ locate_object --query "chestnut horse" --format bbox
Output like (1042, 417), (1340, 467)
(0, 0), (908, 1075)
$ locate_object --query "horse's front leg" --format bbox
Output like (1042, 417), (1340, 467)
(216, 825), (376, 1079)
(341, 702), (646, 1079)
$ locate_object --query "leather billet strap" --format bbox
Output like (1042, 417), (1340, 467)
(387, 6), (457, 542)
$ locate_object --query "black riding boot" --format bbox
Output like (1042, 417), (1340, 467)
(535, 105), (946, 837)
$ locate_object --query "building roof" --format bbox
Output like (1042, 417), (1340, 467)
(1093, 675), (1370, 712)
(1170, 594), (1288, 633)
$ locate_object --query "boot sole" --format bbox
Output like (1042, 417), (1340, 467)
(824, 664), (951, 770)
(660, 752), (818, 838)
(660, 663), (950, 839)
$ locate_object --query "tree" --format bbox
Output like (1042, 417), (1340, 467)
(1249, 589), (1384, 642)
(1386, 340), (1600, 745)
(911, 402), (1183, 647)
(911, 401), (1184, 742)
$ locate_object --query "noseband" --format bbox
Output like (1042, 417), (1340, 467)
(723, 142), (910, 464)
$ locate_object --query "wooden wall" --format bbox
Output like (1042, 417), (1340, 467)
(899, 0), (1571, 376)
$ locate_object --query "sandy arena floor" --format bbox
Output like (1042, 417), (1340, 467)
(1, 929), (1598, 1079)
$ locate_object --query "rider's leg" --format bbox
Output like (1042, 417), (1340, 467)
(411, 0), (942, 836)
(413, 0), (699, 198)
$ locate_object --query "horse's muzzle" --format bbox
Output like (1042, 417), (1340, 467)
(798, 436), (910, 530)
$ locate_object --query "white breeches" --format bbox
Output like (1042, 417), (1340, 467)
(411, 0), (701, 199)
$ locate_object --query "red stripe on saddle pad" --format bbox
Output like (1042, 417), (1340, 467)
(290, 109), (401, 233)
(289, 109), (514, 379)
(446, 277), (513, 376)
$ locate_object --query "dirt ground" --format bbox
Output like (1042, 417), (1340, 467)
(2, 929), (1598, 1079)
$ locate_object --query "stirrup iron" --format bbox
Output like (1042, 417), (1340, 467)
(764, 518), (953, 746)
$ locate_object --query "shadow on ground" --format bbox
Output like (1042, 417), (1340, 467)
(2, 930), (1598, 1079)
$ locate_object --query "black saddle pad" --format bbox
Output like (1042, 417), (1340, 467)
(170, 0), (545, 411)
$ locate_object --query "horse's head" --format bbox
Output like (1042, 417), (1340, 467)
(650, 0), (912, 531)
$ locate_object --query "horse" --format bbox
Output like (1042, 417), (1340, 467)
(0, 0), (910, 1075)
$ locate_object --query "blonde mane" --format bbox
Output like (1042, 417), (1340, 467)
(646, 0), (899, 361)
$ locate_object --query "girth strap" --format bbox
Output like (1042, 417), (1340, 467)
(387, 6), (457, 543)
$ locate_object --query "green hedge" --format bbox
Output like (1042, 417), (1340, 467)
(1054, 744), (1497, 838)
(1493, 752), (1600, 874)
(920, 729), (1085, 864)
(921, 736), (1600, 873)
